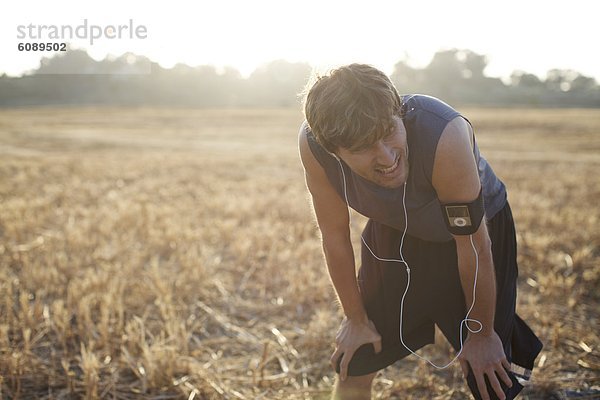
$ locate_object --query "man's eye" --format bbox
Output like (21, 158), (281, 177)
(351, 143), (376, 154)
(350, 148), (368, 155)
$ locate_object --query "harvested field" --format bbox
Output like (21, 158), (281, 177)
(0, 106), (599, 399)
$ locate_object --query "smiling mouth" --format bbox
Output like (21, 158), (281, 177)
(375, 156), (400, 175)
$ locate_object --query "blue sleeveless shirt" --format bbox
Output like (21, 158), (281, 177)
(302, 94), (507, 242)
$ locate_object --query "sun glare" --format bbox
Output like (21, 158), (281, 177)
(1, 0), (599, 80)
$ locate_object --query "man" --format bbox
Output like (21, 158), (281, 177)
(297, 64), (542, 400)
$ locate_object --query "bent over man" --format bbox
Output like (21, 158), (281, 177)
(298, 64), (542, 400)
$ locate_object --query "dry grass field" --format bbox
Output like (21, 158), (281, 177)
(0, 106), (599, 399)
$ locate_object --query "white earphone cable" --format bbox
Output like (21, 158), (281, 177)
(334, 155), (482, 369)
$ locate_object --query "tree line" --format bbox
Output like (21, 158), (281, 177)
(1, 48), (598, 108)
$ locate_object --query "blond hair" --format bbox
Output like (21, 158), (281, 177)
(302, 64), (403, 153)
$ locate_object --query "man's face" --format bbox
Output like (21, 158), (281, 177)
(336, 116), (409, 189)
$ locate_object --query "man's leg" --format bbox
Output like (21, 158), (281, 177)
(332, 372), (377, 400)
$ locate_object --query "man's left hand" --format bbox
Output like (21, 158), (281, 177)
(458, 331), (513, 400)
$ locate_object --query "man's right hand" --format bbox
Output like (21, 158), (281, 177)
(330, 316), (382, 381)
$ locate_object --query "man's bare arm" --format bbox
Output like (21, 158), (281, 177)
(298, 126), (382, 381)
(298, 127), (367, 321)
(433, 117), (495, 334)
(432, 117), (512, 400)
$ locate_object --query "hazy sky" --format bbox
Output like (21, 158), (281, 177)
(1, 0), (598, 81)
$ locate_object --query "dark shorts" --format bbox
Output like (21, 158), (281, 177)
(336, 202), (543, 400)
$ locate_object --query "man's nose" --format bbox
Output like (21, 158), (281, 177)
(374, 141), (396, 166)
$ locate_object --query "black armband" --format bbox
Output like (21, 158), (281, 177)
(441, 188), (485, 235)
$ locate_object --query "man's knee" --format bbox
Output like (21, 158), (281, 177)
(333, 372), (377, 399)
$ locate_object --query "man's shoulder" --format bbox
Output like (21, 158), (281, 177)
(299, 120), (328, 154)
(298, 120), (310, 138)
(402, 94), (461, 122)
